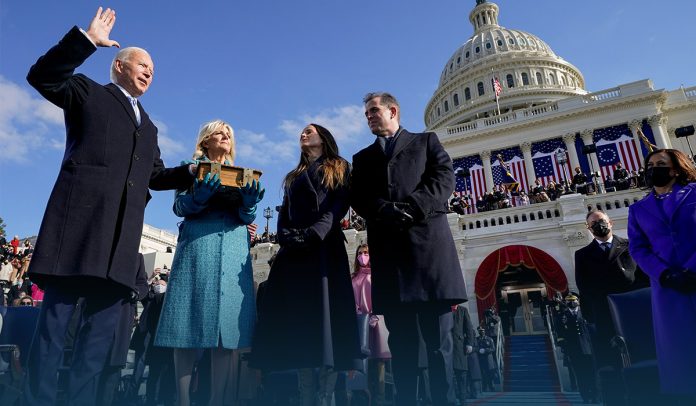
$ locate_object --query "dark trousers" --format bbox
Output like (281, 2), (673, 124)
(23, 284), (127, 406)
(384, 304), (454, 406)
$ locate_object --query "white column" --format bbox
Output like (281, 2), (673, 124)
(581, 129), (604, 192)
(520, 141), (536, 187)
(628, 119), (648, 162)
(481, 150), (495, 192)
(648, 114), (672, 149)
(562, 132), (580, 172)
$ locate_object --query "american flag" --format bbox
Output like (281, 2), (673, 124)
(492, 77), (502, 99)
(531, 138), (572, 186)
(453, 155), (487, 214)
(593, 124), (642, 179)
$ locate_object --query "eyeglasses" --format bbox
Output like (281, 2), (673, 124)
(19, 301), (33, 306)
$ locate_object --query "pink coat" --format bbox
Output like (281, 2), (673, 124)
(31, 283), (45, 301)
(352, 267), (391, 359)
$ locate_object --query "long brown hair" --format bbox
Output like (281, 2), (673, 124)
(644, 148), (696, 186)
(351, 243), (369, 279)
(283, 123), (348, 190)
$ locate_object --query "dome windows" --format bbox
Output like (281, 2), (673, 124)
(475, 46), (480, 53)
(466, 51), (470, 58)
(536, 72), (543, 85)
(522, 72), (529, 86)
(497, 39), (503, 47)
(506, 74), (515, 88)
(444, 100), (449, 112)
(454, 94), (460, 106)
(508, 37), (514, 45)
(519, 37), (527, 45)
(457, 56), (461, 64)
(486, 42), (492, 49)
(477, 82), (485, 96)
(465, 87), (471, 101)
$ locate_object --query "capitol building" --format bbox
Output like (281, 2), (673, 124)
(142, 0), (695, 392)
(253, 0), (695, 329)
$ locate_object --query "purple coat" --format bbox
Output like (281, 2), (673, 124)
(627, 182), (696, 395)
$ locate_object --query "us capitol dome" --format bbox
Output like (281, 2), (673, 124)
(425, 0), (586, 130)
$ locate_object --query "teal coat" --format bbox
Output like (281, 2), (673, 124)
(155, 164), (257, 349)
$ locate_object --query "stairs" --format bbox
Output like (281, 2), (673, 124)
(503, 335), (560, 392)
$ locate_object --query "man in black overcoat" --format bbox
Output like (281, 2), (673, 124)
(574, 210), (649, 404)
(24, 8), (194, 405)
(452, 304), (475, 404)
(574, 210), (649, 368)
(351, 92), (467, 405)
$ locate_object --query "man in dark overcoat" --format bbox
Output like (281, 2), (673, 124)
(351, 92), (467, 405)
(575, 210), (649, 369)
(24, 8), (194, 405)
(556, 295), (597, 404)
(452, 304), (475, 404)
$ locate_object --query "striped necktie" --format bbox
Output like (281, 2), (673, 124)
(130, 97), (141, 125)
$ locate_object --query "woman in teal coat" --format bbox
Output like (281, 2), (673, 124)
(155, 119), (264, 406)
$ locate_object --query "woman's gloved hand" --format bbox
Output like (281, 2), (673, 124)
(193, 173), (221, 205)
(240, 179), (265, 208)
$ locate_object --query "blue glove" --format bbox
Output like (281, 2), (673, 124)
(240, 179), (265, 208)
(193, 173), (220, 205)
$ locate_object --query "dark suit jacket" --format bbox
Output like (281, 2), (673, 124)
(351, 128), (467, 312)
(452, 305), (475, 370)
(26, 27), (193, 291)
(574, 235), (649, 364)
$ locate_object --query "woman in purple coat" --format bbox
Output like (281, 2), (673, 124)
(627, 148), (696, 396)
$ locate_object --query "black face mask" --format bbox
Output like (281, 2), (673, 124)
(590, 220), (610, 237)
(646, 167), (674, 188)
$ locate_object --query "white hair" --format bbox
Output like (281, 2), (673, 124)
(110, 47), (150, 83)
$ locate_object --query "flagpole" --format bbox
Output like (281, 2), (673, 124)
(495, 94), (501, 116)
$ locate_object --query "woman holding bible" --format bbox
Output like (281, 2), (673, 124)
(155, 119), (264, 406)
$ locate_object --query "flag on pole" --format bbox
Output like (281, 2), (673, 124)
(492, 77), (502, 99)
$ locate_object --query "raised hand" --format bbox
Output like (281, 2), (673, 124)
(85, 7), (120, 48)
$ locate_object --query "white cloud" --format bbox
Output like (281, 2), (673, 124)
(0, 76), (64, 162)
(150, 119), (188, 163)
(279, 105), (367, 145)
(235, 129), (297, 166)
(235, 104), (370, 166)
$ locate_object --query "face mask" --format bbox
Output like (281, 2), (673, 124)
(153, 284), (167, 294)
(646, 167), (674, 188)
(567, 301), (579, 309)
(589, 220), (610, 237)
(357, 253), (370, 267)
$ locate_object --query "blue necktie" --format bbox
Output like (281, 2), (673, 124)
(130, 97), (141, 125)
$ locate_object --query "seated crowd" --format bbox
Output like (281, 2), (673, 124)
(449, 165), (646, 215)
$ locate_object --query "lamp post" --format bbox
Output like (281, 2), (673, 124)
(555, 149), (570, 194)
(263, 206), (273, 242)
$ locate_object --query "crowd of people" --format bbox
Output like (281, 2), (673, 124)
(4, 7), (695, 406)
(449, 164), (648, 215)
(0, 235), (42, 307)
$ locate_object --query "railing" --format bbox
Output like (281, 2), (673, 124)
(684, 86), (696, 99)
(459, 189), (647, 234)
(441, 80), (655, 139)
(545, 305), (567, 392)
(494, 322), (504, 389)
(582, 87), (621, 102)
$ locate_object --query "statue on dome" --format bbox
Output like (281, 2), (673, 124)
(476, 0), (487, 5)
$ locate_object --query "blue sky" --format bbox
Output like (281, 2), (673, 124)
(1, 0), (695, 238)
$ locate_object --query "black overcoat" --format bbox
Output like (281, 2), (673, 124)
(351, 129), (467, 312)
(452, 305), (475, 370)
(26, 27), (192, 291)
(251, 158), (362, 371)
(574, 235), (649, 364)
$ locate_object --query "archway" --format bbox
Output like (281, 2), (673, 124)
(474, 245), (568, 321)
